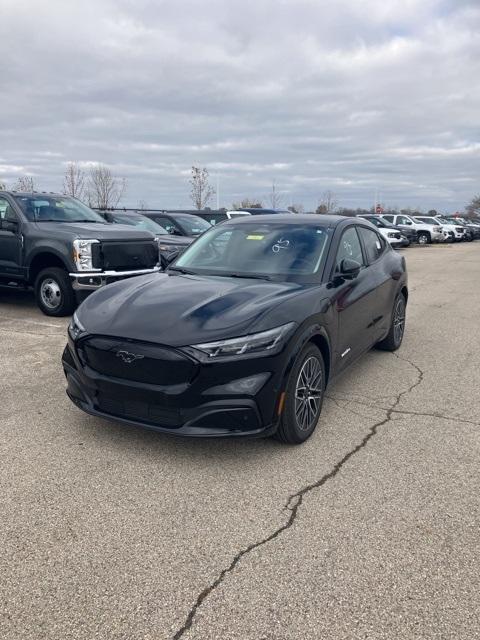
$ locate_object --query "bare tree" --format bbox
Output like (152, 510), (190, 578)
(63, 162), (87, 201)
(0, 180), (6, 190)
(316, 190), (338, 214)
(288, 203), (304, 214)
(267, 181), (284, 208)
(87, 164), (126, 209)
(231, 197), (264, 209)
(466, 196), (480, 218)
(189, 166), (215, 210)
(137, 199), (149, 211)
(13, 175), (36, 192)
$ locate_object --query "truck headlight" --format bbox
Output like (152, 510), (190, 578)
(184, 323), (296, 361)
(73, 239), (100, 271)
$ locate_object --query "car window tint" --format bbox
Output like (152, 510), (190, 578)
(383, 215), (394, 223)
(0, 197), (17, 221)
(153, 217), (178, 233)
(335, 227), (364, 271)
(398, 216), (411, 225)
(358, 226), (384, 263)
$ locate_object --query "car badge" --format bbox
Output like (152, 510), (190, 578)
(116, 350), (145, 364)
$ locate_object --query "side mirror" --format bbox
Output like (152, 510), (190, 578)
(160, 249), (180, 270)
(1, 219), (18, 233)
(167, 228), (176, 235)
(339, 258), (361, 279)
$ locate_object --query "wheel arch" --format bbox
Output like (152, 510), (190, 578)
(28, 251), (70, 284)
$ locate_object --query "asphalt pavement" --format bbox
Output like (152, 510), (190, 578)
(1, 243), (479, 639)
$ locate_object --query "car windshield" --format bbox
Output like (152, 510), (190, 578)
(14, 195), (106, 223)
(173, 222), (330, 280)
(175, 215), (211, 236)
(113, 214), (168, 234)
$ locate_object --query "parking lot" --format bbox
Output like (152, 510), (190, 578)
(1, 242), (479, 639)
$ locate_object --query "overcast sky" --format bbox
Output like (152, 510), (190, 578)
(1, 0), (479, 211)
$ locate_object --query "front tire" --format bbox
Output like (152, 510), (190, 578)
(275, 344), (325, 445)
(34, 267), (76, 317)
(417, 232), (430, 245)
(376, 293), (406, 351)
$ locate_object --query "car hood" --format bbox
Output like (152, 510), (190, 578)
(77, 272), (306, 346)
(34, 222), (155, 241)
(156, 235), (193, 247)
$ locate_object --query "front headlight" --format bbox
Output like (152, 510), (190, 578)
(68, 311), (86, 340)
(387, 232), (397, 238)
(73, 239), (100, 271)
(185, 322), (296, 361)
(158, 243), (179, 253)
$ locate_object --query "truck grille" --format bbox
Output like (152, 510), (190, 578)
(77, 337), (197, 385)
(92, 241), (158, 271)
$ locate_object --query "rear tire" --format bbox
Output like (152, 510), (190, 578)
(376, 293), (406, 351)
(34, 267), (76, 317)
(274, 344), (325, 445)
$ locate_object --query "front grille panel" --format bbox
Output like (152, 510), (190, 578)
(92, 241), (158, 271)
(96, 393), (182, 427)
(78, 337), (197, 385)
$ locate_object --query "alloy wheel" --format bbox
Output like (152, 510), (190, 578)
(393, 297), (406, 346)
(295, 356), (323, 432)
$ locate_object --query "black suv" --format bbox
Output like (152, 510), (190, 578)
(0, 192), (159, 316)
(142, 212), (211, 238)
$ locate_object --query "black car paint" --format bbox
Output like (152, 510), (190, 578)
(62, 215), (408, 438)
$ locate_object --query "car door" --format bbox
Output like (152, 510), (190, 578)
(357, 225), (394, 341)
(331, 225), (377, 373)
(0, 196), (23, 278)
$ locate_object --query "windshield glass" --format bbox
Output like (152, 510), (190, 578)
(175, 215), (211, 236)
(174, 222), (330, 280)
(14, 195), (105, 223)
(113, 214), (168, 234)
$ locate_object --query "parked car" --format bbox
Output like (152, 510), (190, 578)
(103, 212), (193, 262)
(381, 213), (443, 244)
(0, 192), (159, 316)
(238, 208), (293, 215)
(433, 217), (467, 242)
(356, 215), (406, 248)
(414, 216), (453, 242)
(194, 210), (251, 225)
(142, 212), (211, 238)
(442, 217), (476, 241)
(63, 214), (408, 444)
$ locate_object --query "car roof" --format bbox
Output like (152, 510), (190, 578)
(220, 214), (353, 227)
(144, 211), (204, 218)
(2, 191), (64, 197)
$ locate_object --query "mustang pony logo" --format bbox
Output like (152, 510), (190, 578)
(116, 350), (145, 364)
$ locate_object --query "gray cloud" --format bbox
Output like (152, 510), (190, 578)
(0, 0), (479, 210)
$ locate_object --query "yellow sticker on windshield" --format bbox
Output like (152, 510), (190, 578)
(246, 235), (264, 240)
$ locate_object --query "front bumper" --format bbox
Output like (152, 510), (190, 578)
(62, 338), (283, 438)
(69, 267), (161, 290)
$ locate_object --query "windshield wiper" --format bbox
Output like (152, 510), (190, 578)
(216, 272), (274, 281)
(168, 266), (198, 275)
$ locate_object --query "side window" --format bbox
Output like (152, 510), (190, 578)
(382, 215), (394, 223)
(154, 217), (179, 234)
(335, 227), (364, 271)
(0, 197), (17, 221)
(398, 215), (411, 225)
(358, 226), (385, 263)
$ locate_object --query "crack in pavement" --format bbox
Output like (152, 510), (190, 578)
(327, 393), (480, 429)
(171, 352), (424, 640)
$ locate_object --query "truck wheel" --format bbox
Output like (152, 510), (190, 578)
(35, 268), (76, 317)
(417, 232), (430, 245)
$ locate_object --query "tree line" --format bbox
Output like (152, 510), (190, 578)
(1, 165), (478, 216)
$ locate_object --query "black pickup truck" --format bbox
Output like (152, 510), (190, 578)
(0, 191), (160, 316)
